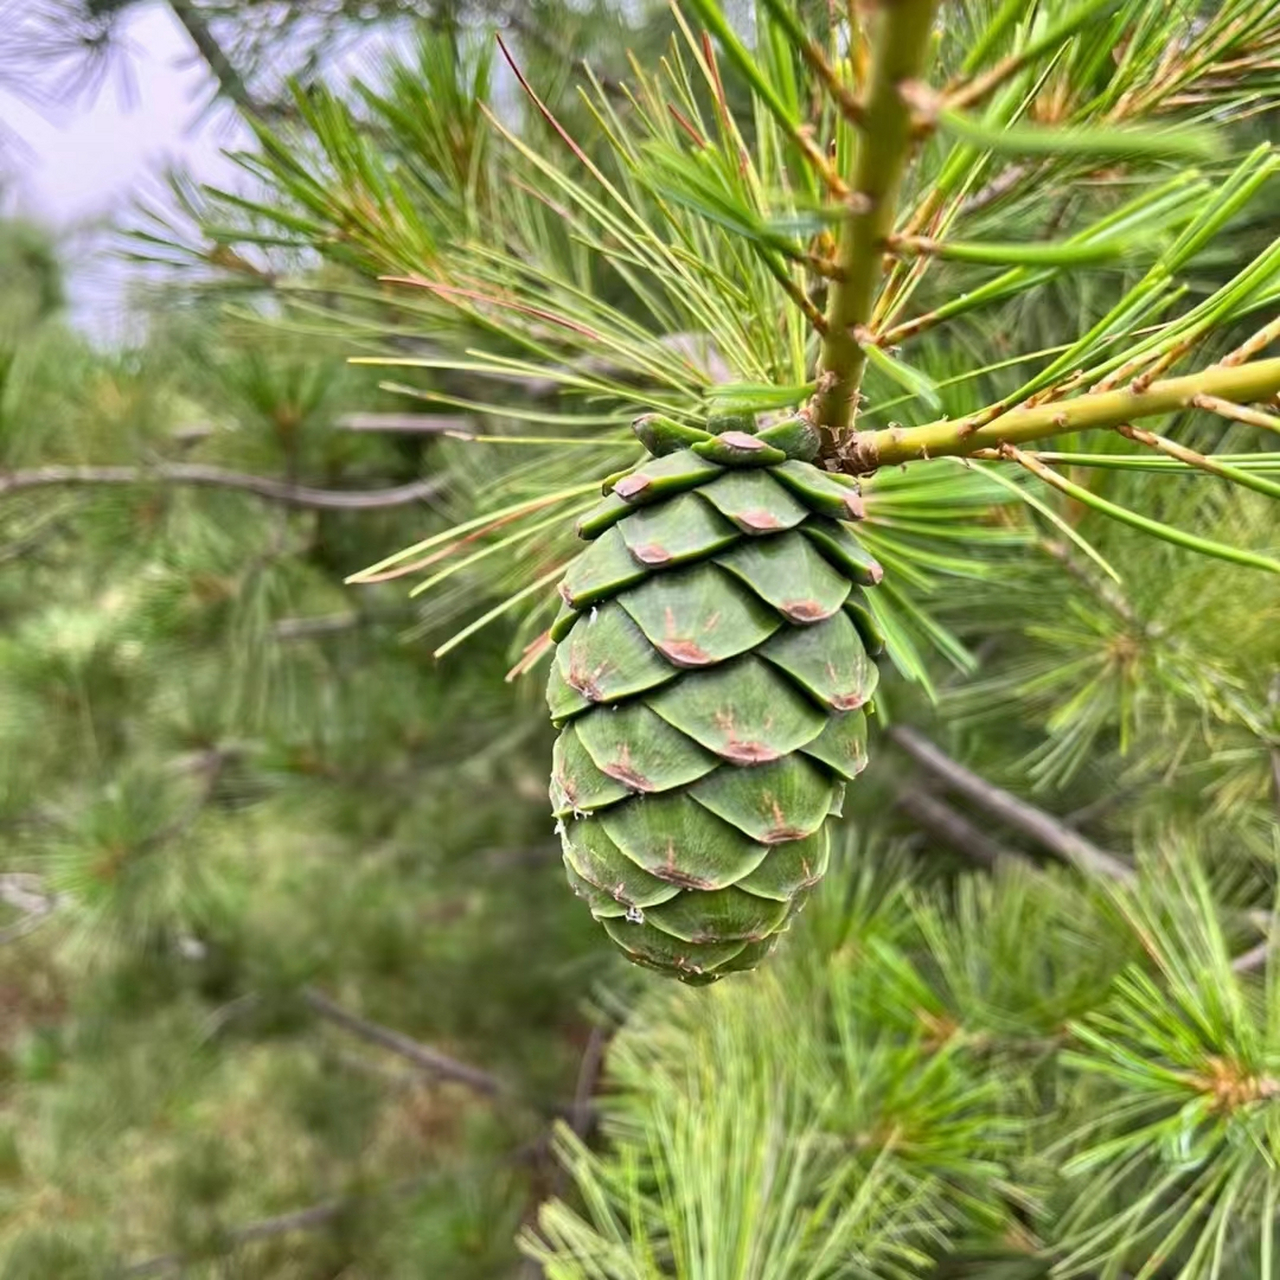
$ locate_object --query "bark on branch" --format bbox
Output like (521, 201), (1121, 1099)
(887, 726), (1136, 885)
(0, 465), (443, 511)
(850, 357), (1280, 471)
(121, 1179), (425, 1277)
(0, 873), (59, 945)
(895, 789), (1021, 867)
(302, 987), (507, 1098)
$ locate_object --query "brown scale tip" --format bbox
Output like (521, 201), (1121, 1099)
(830, 693), (866, 711)
(566, 667), (605, 700)
(652, 868), (716, 890)
(781, 600), (830, 623)
(762, 825), (810, 844)
(630, 543), (672, 565)
(601, 762), (657, 792)
(719, 741), (782, 764)
(657, 640), (715, 667)
(739, 509), (783, 531)
(718, 430), (765, 450)
(613, 474), (651, 500)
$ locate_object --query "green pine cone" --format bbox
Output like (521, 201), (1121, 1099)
(547, 411), (884, 985)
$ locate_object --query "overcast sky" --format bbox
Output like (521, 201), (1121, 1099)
(1, 3), (241, 336)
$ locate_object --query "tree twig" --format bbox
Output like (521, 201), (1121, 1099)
(0, 872), (59, 945)
(849, 357), (1280, 471)
(895, 789), (1022, 867)
(1192, 392), (1280, 435)
(301, 987), (507, 1099)
(164, 0), (273, 118)
(1117, 422), (1280, 501)
(568, 1023), (607, 1141)
(120, 1179), (426, 1277)
(1232, 939), (1272, 975)
(273, 613), (363, 641)
(0, 464), (443, 511)
(336, 413), (471, 434)
(122, 1200), (347, 1276)
(887, 726), (1136, 885)
(813, 0), (940, 453)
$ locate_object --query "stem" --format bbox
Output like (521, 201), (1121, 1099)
(812, 0), (939, 456)
(757, 0), (865, 128)
(849, 357), (1280, 470)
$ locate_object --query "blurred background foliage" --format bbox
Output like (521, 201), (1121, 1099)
(1, 1), (1279, 1277)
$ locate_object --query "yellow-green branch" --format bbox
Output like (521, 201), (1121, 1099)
(812, 0), (940, 456)
(846, 357), (1280, 471)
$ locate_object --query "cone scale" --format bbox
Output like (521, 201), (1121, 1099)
(548, 412), (883, 984)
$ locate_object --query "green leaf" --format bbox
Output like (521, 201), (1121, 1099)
(600, 793), (770, 890)
(575, 702), (719, 794)
(761, 612), (879, 711)
(716, 530), (852, 623)
(620, 564), (781, 667)
(648, 656), (826, 763)
(691, 755), (835, 844)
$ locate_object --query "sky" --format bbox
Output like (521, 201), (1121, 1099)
(0, 3), (241, 337)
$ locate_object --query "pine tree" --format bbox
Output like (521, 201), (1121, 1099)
(5, 3), (1280, 1277)
(0, 223), (614, 1275)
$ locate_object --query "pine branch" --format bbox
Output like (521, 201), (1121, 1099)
(497, 3), (628, 100)
(336, 412), (470, 434)
(0, 872), (59, 945)
(164, 0), (272, 118)
(851, 357), (1280, 470)
(1231, 939), (1271, 975)
(894, 746), (1275, 968)
(301, 987), (507, 1098)
(0, 464), (444, 511)
(812, 0), (940, 454)
(887, 726), (1136, 885)
(272, 613), (368, 640)
(895, 789), (1021, 867)
(120, 1179), (426, 1277)
(1192, 393), (1280, 435)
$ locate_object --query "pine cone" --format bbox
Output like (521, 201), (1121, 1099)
(548, 411), (883, 984)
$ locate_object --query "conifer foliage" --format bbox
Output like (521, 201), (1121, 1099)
(3, 1), (1280, 1277)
